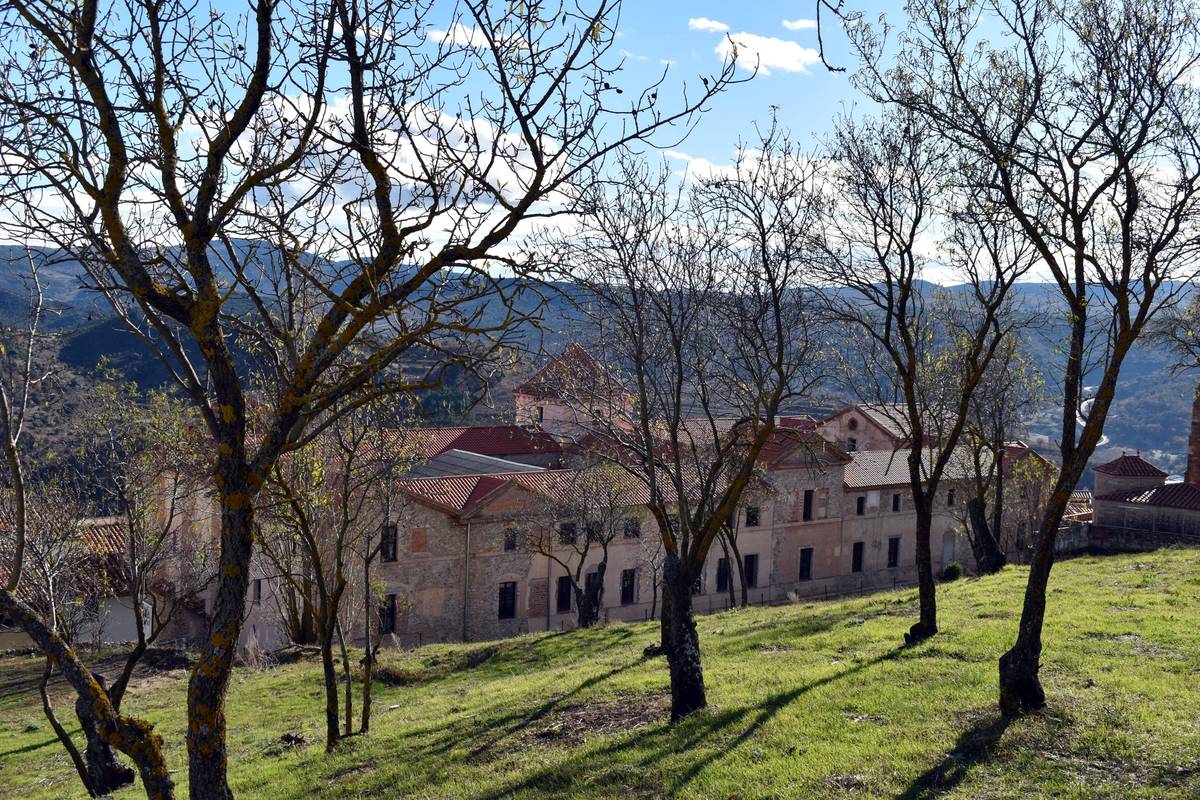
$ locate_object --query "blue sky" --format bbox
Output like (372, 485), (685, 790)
(606, 2), (898, 168)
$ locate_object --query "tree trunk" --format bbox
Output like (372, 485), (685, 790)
(76, 673), (135, 795)
(718, 533), (736, 608)
(0, 588), (175, 800)
(998, 515), (1055, 717)
(186, 499), (255, 800)
(992, 436), (1006, 554)
(320, 625), (341, 751)
(725, 532), (748, 608)
(40, 657), (94, 797)
(360, 546), (375, 735)
(966, 496), (1007, 575)
(662, 554), (706, 720)
(336, 619), (353, 736)
(906, 507), (938, 644)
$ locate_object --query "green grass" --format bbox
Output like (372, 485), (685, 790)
(3, 549), (1200, 799)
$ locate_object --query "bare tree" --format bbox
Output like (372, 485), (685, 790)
(524, 463), (633, 628)
(1152, 297), (1200, 484)
(545, 125), (821, 720)
(0, 1), (737, 794)
(962, 338), (1046, 573)
(851, 0), (1200, 715)
(820, 109), (1034, 642)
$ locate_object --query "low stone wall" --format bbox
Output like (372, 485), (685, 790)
(1057, 523), (1200, 555)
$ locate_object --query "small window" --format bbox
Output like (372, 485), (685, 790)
(743, 554), (759, 588)
(558, 522), (577, 544)
(537, 406), (545, 422)
(716, 557), (730, 592)
(802, 490), (814, 522)
(380, 524), (398, 562)
(620, 569), (636, 605)
(847, 436), (858, 452)
(947, 489), (957, 508)
(856, 496), (866, 516)
(379, 593), (397, 634)
(799, 547), (813, 581)
(745, 506), (761, 527)
(848, 417), (859, 431)
(556, 575), (572, 613)
(584, 520), (603, 542)
(851, 541), (864, 573)
(623, 517), (641, 539)
(498, 581), (517, 619)
(888, 536), (901, 568)
(252, 578), (263, 605)
(892, 493), (901, 512)
(503, 528), (519, 552)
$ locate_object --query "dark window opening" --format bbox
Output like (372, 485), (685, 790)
(856, 496), (866, 516)
(892, 493), (901, 512)
(802, 490), (814, 522)
(585, 570), (602, 598)
(799, 547), (813, 581)
(716, 558), (730, 593)
(252, 578), (262, 605)
(585, 520), (603, 542)
(556, 575), (572, 613)
(498, 581), (517, 619)
(851, 541), (864, 573)
(745, 506), (761, 527)
(380, 524), (398, 562)
(947, 489), (956, 508)
(620, 569), (636, 605)
(623, 517), (641, 538)
(379, 594), (397, 634)
(558, 522), (577, 544)
(537, 406), (544, 422)
(503, 528), (518, 551)
(847, 436), (858, 452)
(888, 536), (901, 568)
(743, 554), (759, 588)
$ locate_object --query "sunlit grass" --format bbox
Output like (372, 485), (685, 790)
(3, 548), (1199, 798)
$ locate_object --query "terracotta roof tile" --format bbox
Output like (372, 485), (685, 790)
(383, 425), (561, 460)
(843, 448), (975, 490)
(1096, 483), (1200, 512)
(513, 343), (608, 400)
(1094, 454), (1168, 478)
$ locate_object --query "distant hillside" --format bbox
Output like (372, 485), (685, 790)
(2, 245), (1195, 484)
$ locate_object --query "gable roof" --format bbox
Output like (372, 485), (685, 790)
(760, 428), (853, 468)
(822, 404), (910, 444)
(384, 425), (562, 461)
(406, 449), (546, 479)
(843, 448), (975, 490)
(514, 343), (609, 401)
(1094, 453), (1168, 478)
(1096, 483), (1200, 512)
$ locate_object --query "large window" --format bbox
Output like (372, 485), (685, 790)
(851, 541), (864, 573)
(498, 582), (517, 619)
(802, 490), (814, 522)
(620, 569), (637, 605)
(888, 536), (901, 568)
(716, 557), (731, 593)
(585, 570), (602, 598)
(743, 554), (759, 588)
(856, 496), (866, 516)
(502, 528), (519, 552)
(799, 547), (813, 581)
(380, 524), (398, 562)
(558, 521), (577, 544)
(556, 575), (572, 613)
(745, 506), (761, 527)
(379, 594), (397, 634)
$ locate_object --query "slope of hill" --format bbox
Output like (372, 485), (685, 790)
(2, 549), (1199, 799)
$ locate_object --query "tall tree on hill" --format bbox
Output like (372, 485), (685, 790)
(1153, 298), (1200, 485)
(820, 109), (1035, 643)
(0, 0), (738, 795)
(545, 125), (822, 720)
(850, 0), (1200, 715)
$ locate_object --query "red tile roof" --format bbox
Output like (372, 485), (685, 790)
(843, 447), (975, 490)
(384, 425), (561, 460)
(513, 343), (614, 401)
(80, 517), (127, 556)
(1094, 453), (1168, 478)
(1096, 483), (1200, 511)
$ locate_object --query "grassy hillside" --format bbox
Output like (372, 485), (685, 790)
(2, 550), (1200, 799)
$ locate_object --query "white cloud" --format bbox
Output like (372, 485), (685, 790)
(432, 23), (488, 48)
(782, 18), (818, 31)
(688, 17), (729, 33)
(619, 48), (649, 62)
(717, 32), (821, 76)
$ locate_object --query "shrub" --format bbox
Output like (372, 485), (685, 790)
(942, 562), (963, 582)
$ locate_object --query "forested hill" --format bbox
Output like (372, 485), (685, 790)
(1, 245), (1193, 483)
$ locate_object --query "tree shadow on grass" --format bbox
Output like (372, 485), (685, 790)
(471, 645), (907, 799)
(896, 713), (1011, 799)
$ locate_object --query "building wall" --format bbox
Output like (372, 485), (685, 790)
(818, 409), (899, 453)
(1094, 472), (1166, 497)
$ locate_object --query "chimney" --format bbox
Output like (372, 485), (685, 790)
(1189, 381), (1200, 486)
